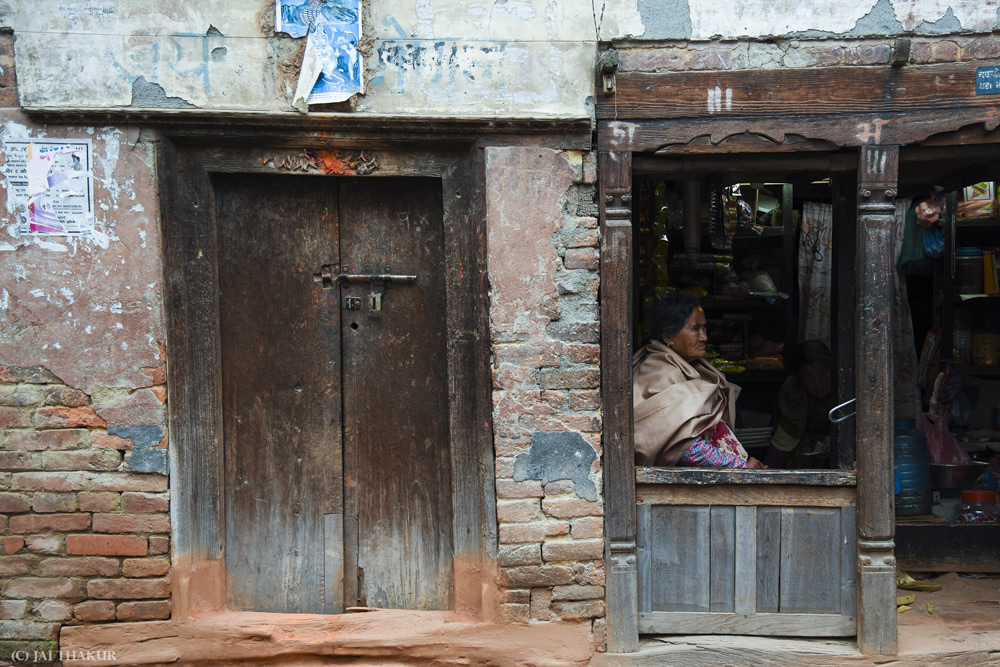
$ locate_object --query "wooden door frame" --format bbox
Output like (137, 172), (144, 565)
(157, 131), (497, 614)
(597, 60), (1000, 656)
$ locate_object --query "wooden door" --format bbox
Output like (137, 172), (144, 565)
(340, 177), (453, 610)
(217, 174), (453, 613)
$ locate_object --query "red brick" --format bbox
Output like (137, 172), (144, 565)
(4, 428), (88, 451)
(90, 473), (167, 492)
(570, 516), (603, 540)
(563, 248), (599, 270)
(117, 599), (171, 621)
(552, 584), (604, 601)
(499, 544), (541, 567)
(121, 492), (168, 513)
(34, 599), (73, 622)
(568, 390), (599, 410)
(0, 407), (30, 427)
(542, 538), (604, 562)
(497, 499), (543, 523)
(500, 565), (575, 587)
(32, 492), (78, 513)
(150, 385), (167, 404)
(530, 587), (554, 620)
(543, 480), (575, 496)
(2, 577), (81, 598)
(148, 536), (170, 555)
(499, 602), (530, 623)
(92, 432), (132, 450)
(39, 449), (121, 471)
(802, 45), (843, 66)
(0, 365), (60, 384)
(539, 369), (600, 390)
(66, 534), (147, 557)
(0, 599), (27, 619)
(964, 38), (1000, 60)
(566, 344), (600, 364)
(689, 47), (740, 70)
(911, 40), (959, 63)
(844, 44), (890, 65)
(32, 407), (106, 429)
(0, 385), (45, 407)
(9, 513), (91, 533)
(87, 577), (170, 599)
(542, 497), (604, 519)
(12, 472), (88, 491)
(496, 480), (543, 499)
(2, 536), (24, 554)
(74, 600), (116, 622)
(79, 492), (120, 512)
(122, 558), (170, 578)
(551, 599), (604, 619)
(93, 513), (169, 534)
(0, 451), (33, 469)
(500, 521), (569, 544)
(44, 386), (91, 407)
(0, 555), (35, 575)
(0, 491), (29, 513)
(39, 556), (119, 577)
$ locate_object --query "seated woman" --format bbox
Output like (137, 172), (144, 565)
(633, 292), (765, 469)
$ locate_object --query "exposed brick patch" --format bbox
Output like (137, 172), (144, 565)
(44, 386), (91, 408)
(12, 472), (88, 491)
(31, 492), (78, 513)
(844, 44), (890, 65)
(552, 599), (605, 620)
(530, 587), (555, 621)
(0, 451), (33, 469)
(499, 521), (569, 544)
(499, 544), (542, 567)
(620, 47), (688, 71)
(116, 599), (170, 621)
(570, 516), (604, 540)
(90, 473), (168, 493)
(0, 599), (27, 620)
(911, 40), (959, 63)
(496, 499), (544, 524)
(563, 248), (599, 271)
(34, 600), (73, 622)
(542, 539), (603, 562)
(552, 584), (604, 601)
(0, 619), (60, 639)
(0, 555), (37, 576)
(0, 407), (31, 428)
(495, 480), (543, 499)
(92, 432), (133, 450)
(79, 492), (121, 512)
(500, 565), (575, 588)
(0, 366), (61, 384)
(66, 534), (147, 557)
(38, 449), (121, 471)
(964, 38), (1000, 60)
(0, 385), (46, 407)
(24, 536), (63, 555)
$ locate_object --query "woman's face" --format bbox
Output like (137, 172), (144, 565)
(667, 307), (707, 361)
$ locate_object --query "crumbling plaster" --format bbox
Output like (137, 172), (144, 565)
(0, 112), (164, 397)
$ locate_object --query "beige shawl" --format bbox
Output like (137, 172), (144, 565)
(633, 339), (740, 465)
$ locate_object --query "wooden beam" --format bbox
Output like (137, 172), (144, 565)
(598, 106), (1000, 153)
(600, 150), (638, 653)
(635, 468), (856, 486)
(855, 144), (898, 656)
(832, 172), (858, 469)
(597, 65), (1000, 120)
(638, 612), (855, 636)
(635, 485), (856, 507)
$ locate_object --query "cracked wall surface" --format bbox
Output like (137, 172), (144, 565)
(0, 36), (169, 658)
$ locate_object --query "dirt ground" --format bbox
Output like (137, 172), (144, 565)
(897, 571), (1000, 655)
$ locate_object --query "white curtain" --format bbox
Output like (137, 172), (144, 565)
(893, 198), (921, 422)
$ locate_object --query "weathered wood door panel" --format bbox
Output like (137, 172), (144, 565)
(218, 174), (343, 614)
(218, 174), (453, 613)
(340, 177), (453, 610)
(637, 490), (857, 636)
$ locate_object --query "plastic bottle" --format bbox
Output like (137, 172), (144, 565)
(894, 419), (932, 516)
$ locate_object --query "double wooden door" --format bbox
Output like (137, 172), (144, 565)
(215, 174), (453, 613)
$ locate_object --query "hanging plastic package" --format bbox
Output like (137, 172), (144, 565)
(923, 225), (944, 258)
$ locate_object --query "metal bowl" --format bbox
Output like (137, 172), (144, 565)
(928, 462), (988, 489)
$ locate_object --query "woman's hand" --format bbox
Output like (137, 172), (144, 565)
(746, 457), (768, 469)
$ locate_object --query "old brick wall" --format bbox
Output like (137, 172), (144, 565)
(616, 34), (1000, 72)
(0, 30), (168, 661)
(485, 145), (607, 649)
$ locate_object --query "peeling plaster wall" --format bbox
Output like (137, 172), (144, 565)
(3, 0), (998, 115)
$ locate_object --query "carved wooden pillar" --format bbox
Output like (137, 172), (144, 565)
(855, 144), (898, 656)
(599, 150), (638, 653)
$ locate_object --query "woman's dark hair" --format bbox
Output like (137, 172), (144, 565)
(647, 292), (700, 342)
(791, 339), (832, 372)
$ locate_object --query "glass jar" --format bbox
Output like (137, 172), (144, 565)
(954, 489), (999, 524)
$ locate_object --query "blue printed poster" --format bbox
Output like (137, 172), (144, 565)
(278, 0), (362, 106)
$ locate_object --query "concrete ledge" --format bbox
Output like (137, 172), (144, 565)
(60, 610), (594, 666)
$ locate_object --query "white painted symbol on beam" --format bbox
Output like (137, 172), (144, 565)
(707, 87), (733, 114)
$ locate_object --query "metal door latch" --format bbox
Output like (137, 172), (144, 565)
(312, 265), (417, 318)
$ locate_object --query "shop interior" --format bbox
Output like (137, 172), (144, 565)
(632, 146), (1000, 574)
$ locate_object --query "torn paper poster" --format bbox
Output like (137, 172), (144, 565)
(283, 0), (362, 109)
(2, 139), (95, 236)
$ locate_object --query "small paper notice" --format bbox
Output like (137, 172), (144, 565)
(3, 138), (95, 236)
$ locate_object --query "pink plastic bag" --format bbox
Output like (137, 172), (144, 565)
(922, 412), (971, 464)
